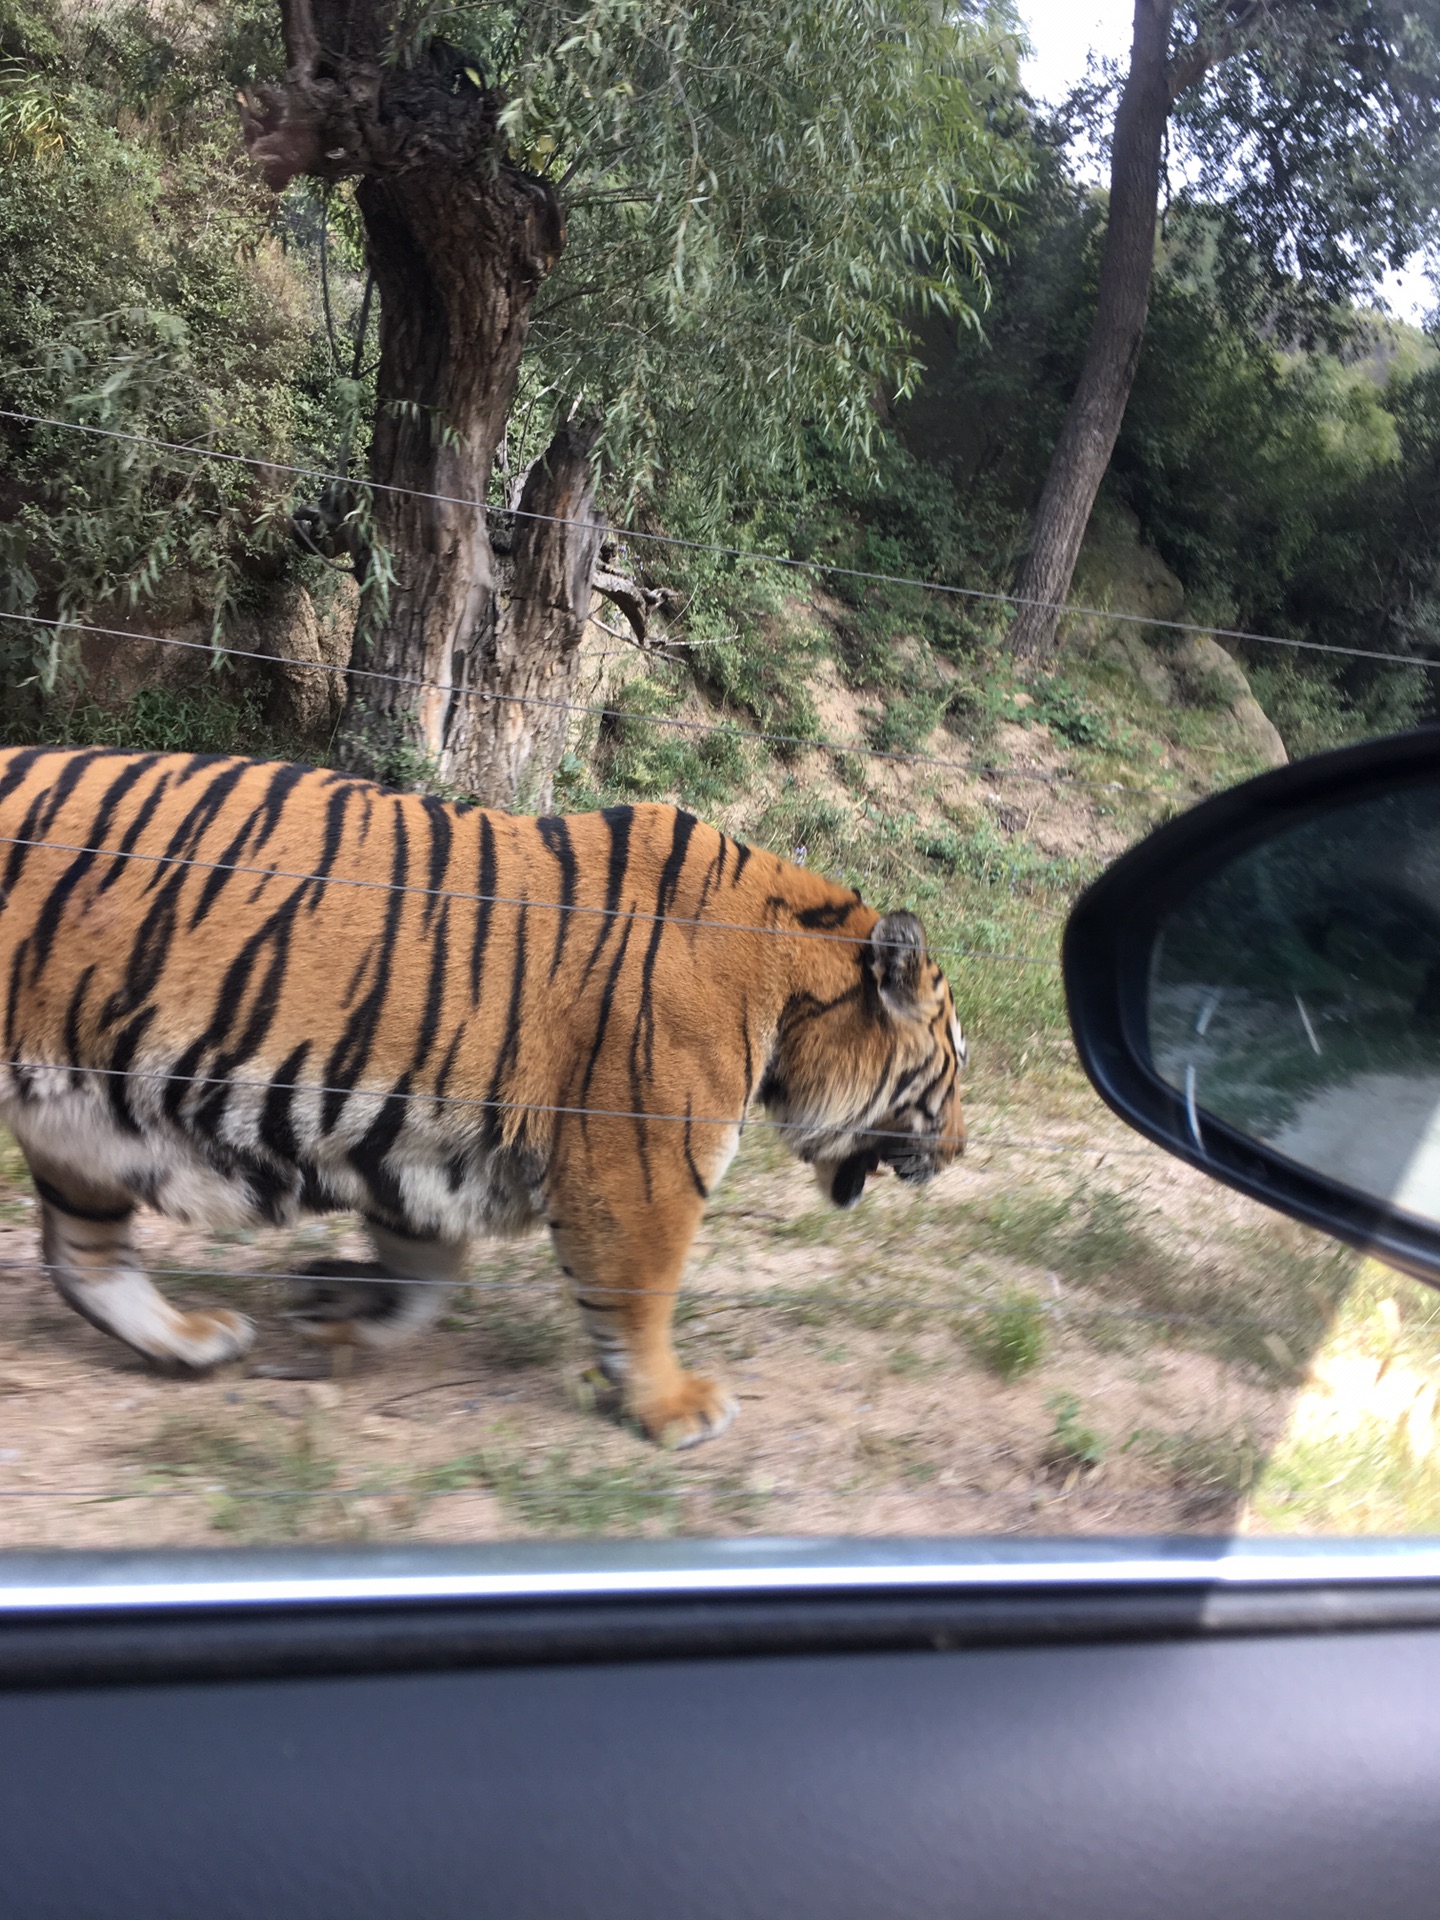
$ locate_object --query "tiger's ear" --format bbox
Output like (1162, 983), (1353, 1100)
(869, 911), (928, 1017)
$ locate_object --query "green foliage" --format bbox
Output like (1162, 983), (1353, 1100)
(0, 0), (368, 724)
(870, 690), (949, 755)
(915, 814), (1081, 896)
(596, 667), (751, 803)
(0, 53), (67, 162)
(1172, 0), (1440, 325)
(651, 534), (826, 740)
(923, 157), (1440, 735)
(40, 681), (271, 756)
(472, 0), (1029, 519)
(1024, 675), (1112, 746)
(1246, 658), (1427, 760)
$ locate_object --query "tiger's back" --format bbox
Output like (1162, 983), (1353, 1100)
(0, 745), (965, 1443)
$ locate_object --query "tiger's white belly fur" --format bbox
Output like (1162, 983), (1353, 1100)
(0, 1061), (548, 1243)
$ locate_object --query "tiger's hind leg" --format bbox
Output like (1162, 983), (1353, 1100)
(285, 1224), (463, 1353)
(550, 1190), (736, 1449)
(29, 1156), (255, 1372)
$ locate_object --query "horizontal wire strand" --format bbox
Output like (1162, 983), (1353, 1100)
(0, 608), (1182, 800)
(4, 406), (1436, 676)
(0, 1257), (1307, 1330)
(0, 1480), (1217, 1506)
(0, 825), (1060, 968)
(2, 1048), (1155, 1152)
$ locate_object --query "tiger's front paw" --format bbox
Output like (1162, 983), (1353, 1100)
(630, 1372), (738, 1450)
(160, 1307), (256, 1374)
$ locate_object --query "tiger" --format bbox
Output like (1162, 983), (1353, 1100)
(0, 746), (966, 1446)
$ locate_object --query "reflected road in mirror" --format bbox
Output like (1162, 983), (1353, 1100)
(1149, 777), (1440, 1227)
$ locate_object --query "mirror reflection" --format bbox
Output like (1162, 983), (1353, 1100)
(1149, 777), (1440, 1227)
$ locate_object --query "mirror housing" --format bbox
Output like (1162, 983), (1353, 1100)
(1063, 727), (1440, 1290)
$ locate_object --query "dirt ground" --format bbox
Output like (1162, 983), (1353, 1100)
(4, 1073), (1428, 1550)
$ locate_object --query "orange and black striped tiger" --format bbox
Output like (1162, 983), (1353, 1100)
(0, 747), (966, 1445)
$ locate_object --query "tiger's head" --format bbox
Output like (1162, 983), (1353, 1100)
(760, 910), (967, 1209)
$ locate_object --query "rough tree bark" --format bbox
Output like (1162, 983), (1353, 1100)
(1006, 0), (1175, 666)
(239, 0), (604, 806)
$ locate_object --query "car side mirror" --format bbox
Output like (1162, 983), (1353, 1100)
(1063, 727), (1440, 1288)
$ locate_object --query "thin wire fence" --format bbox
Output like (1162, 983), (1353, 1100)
(0, 408), (1379, 1536)
(0, 1258), (1313, 1333)
(6, 405), (1439, 678)
(0, 1049), (1155, 1155)
(0, 825), (1060, 970)
(0, 608), (1182, 799)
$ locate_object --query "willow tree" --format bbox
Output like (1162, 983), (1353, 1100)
(240, 0), (1022, 805)
(1008, 0), (1440, 665)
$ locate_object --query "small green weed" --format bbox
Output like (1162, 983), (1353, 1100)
(967, 1292), (1047, 1380)
(1044, 1392), (1106, 1471)
(870, 690), (948, 754)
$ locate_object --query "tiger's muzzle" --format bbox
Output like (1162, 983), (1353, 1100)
(823, 1106), (965, 1210)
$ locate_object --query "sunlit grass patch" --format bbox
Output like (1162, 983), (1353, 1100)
(1250, 1424), (1440, 1534)
(1247, 1259), (1440, 1533)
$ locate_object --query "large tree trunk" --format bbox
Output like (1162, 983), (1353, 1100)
(240, 0), (602, 807)
(1006, 0), (1174, 666)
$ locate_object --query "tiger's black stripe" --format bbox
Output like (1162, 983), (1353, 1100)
(258, 1040), (311, 1166)
(419, 796), (453, 934)
(97, 763), (174, 894)
(469, 813), (497, 1005)
(537, 815), (578, 981)
(577, 805), (634, 989)
(629, 809), (699, 1195)
(410, 900), (450, 1073)
(33, 1176), (131, 1223)
(575, 907), (637, 1139)
(190, 759), (312, 928)
(480, 895), (529, 1155)
(323, 804), (410, 1131)
(27, 754), (159, 978)
(682, 1097), (708, 1198)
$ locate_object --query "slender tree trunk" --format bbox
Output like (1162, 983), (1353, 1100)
(1007, 0), (1174, 666)
(240, 0), (603, 806)
(441, 418), (605, 805)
